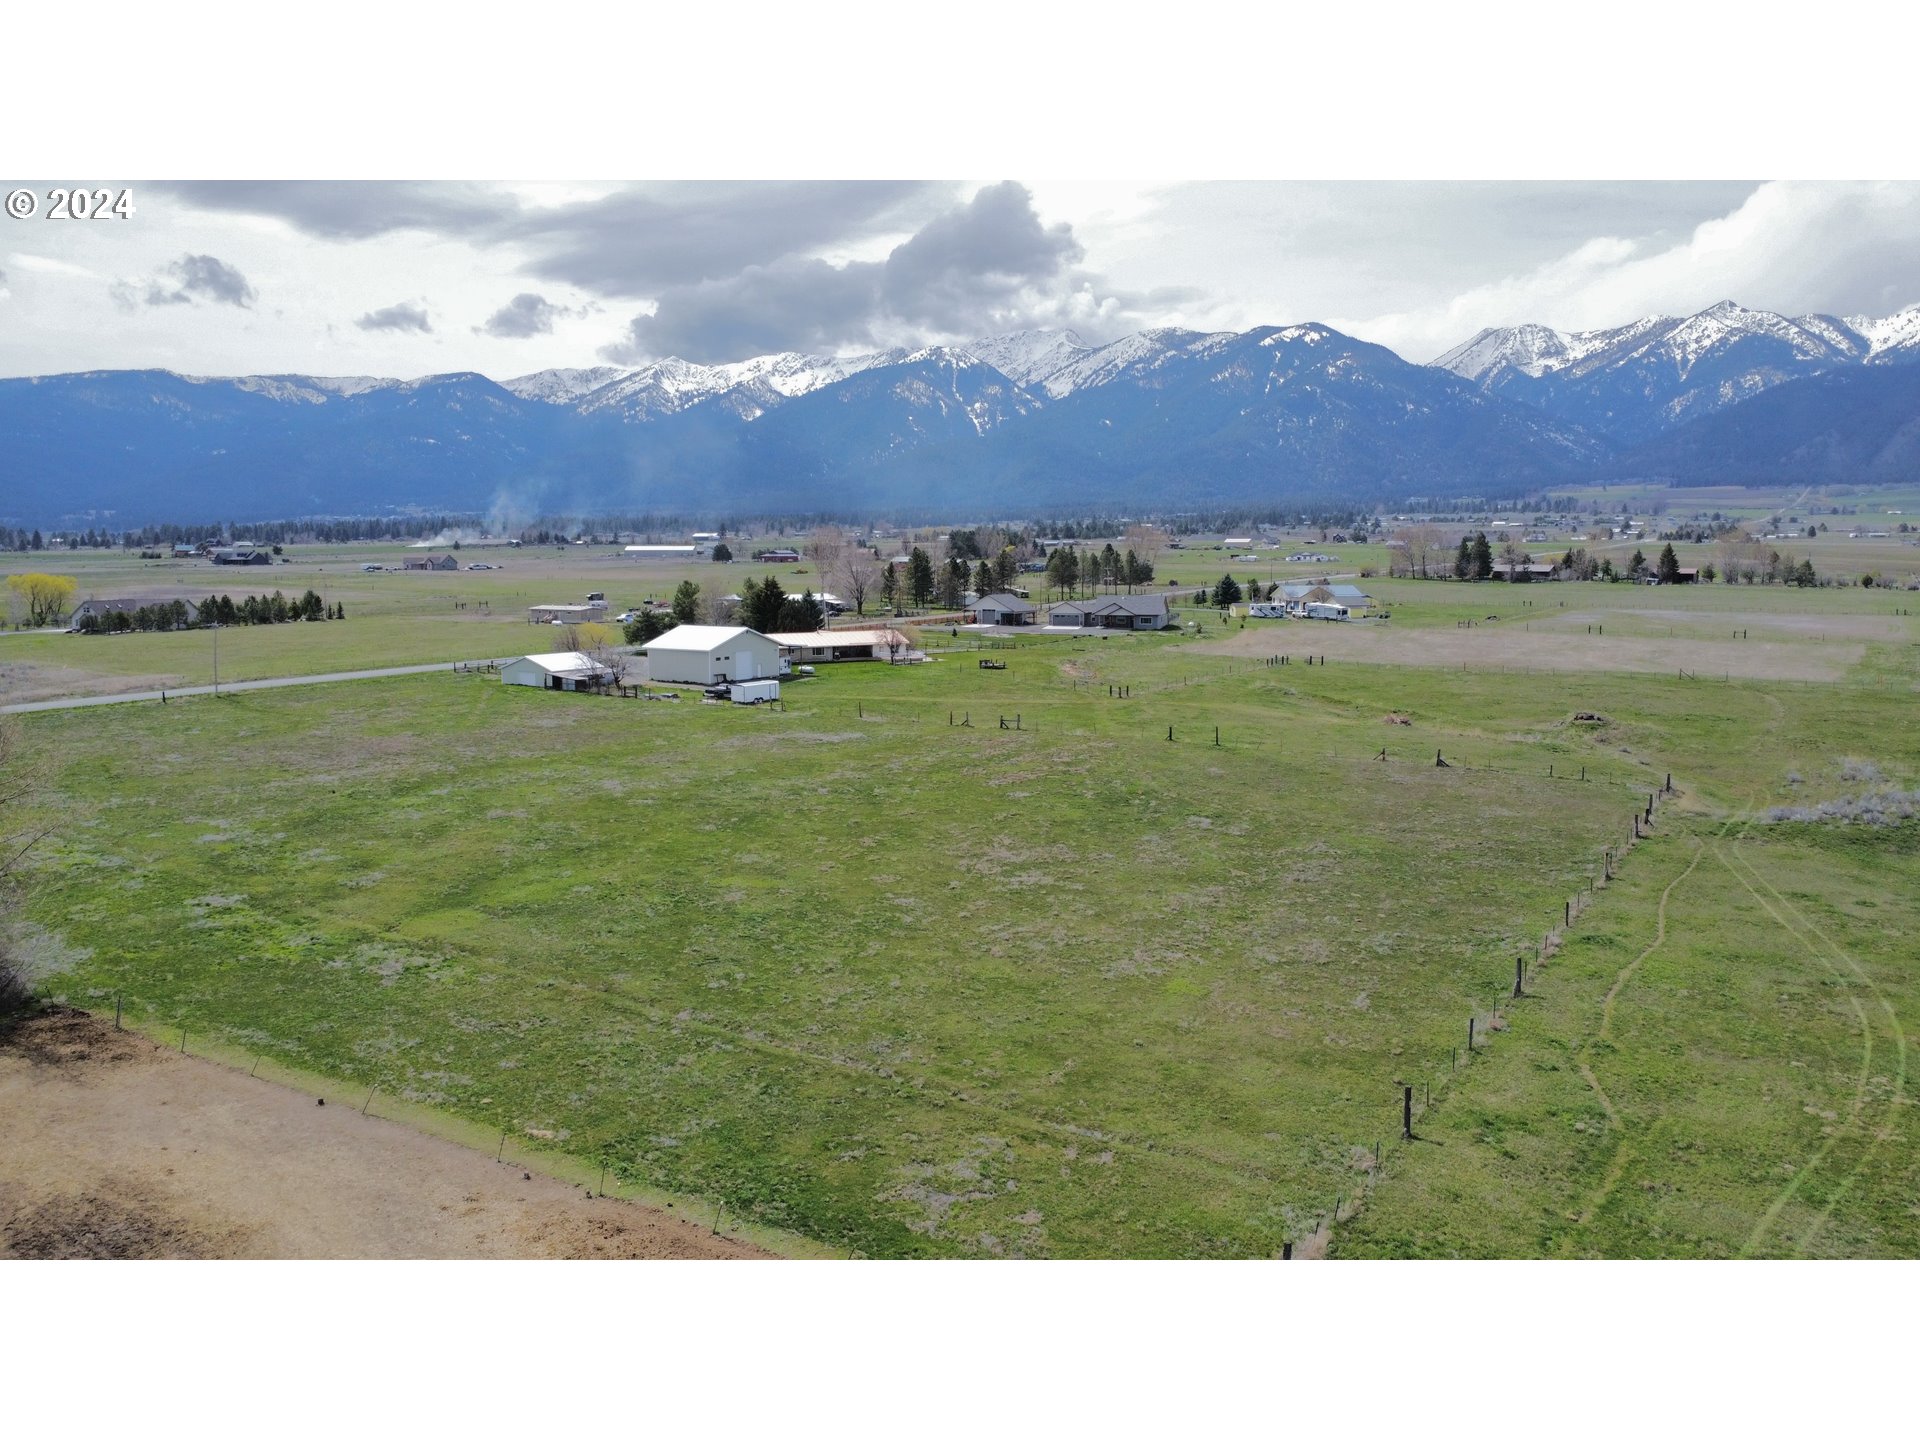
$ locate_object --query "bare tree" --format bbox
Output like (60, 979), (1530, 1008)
(1390, 524), (1444, 579)
(809, 526), (848, 600)
(1123, 523), (1168, 571)
(840, 549), (880, 617)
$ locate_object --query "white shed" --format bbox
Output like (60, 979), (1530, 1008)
(501, 652), (614, 691)
(640, 624), (784, 685)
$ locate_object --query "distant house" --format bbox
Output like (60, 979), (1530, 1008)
(527, 600), (609, 624)
(69, 597), (201, 630)
(623, 544), (701, 560)
(767, 627), (911, 663)
(971, 592), (1036, 626)
(1048, 593), (1173, 630)
(638, 624), (784, 684)
(403, 553), (459, 571)
(1272, 582), (1370, 614)
(211, 544), (271, 565)
(171, 543), (197, 558)
(1285, 552), (1335, 563)
(757, 548), (802, 564)
(1489, 562), (1557, 581)
(501, 652), (613, 691)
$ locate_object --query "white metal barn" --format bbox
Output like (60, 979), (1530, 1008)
(640, 624), (784, 685)
(501, 652), (615, 690)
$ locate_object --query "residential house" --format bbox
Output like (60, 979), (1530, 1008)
(1047, 593), (1174, 630)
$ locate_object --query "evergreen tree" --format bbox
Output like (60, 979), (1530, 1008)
(1627, 548), (1648, 580)
(906, 547), (935, 606)
(881, 564), (900, 612)
(623, 609), (672, 644)
(744, 576), (787, 633)
(1212, 574), (1243, 607)
(1656, 543), (1681, 584)
(973, 558), (995, 596)
(711, 542), (732, 563)
(1470, 532), (1494, 581)
(939, 557), (967, 610)
(992, 547), (1018, 593)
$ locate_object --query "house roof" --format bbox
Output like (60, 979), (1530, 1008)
(1326, 584), (1370, 600)
(512, 652), (613, 675)
(638, 624), (775, 652)
(974, 591), (1035, 611)
(767, 628), (907, 649)
(1053, 593), (1168, 616)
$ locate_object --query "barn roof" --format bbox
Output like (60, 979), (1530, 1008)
(638, 624), (775, 652)
(512, 652), (613, 675)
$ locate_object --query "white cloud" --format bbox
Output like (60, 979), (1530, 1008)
(1342, 182), (1920, 360)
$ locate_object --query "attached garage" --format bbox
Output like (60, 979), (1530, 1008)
(640, 624), (784, 685)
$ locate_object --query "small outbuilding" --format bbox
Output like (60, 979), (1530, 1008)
(501, 652), (614, 691)
(639, 624), (784, 685)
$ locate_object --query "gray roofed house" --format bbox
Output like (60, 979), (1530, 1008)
(972, 592), (1036, 626)
(1048, 593), (1173, 630)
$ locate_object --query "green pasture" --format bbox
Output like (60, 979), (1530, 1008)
(15, 601), (1916, 1257)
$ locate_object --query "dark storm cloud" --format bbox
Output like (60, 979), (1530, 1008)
(156, 179), (945, 298)
(879, 180), (1083, 329)
(164, 253), (257, 307)
(156, 181), (519, 241)
(506, 181), (944, 297)
(355, 301), (432, 333)
(109, 253), (257, 311)
(477, 292), (571, 338)
(603, 182), (1095, 362)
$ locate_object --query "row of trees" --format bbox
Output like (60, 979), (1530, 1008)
(73, 589), (342, 633)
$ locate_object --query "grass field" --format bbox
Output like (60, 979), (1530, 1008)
(12, 576), (1916, 1257)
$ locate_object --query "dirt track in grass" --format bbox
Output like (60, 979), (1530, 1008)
(0, 1009), (772, 1260)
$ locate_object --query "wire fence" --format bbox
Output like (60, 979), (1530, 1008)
(15, 761), (1682, 1259)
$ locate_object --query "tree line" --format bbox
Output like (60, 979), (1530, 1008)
(71, 589), (343, 634)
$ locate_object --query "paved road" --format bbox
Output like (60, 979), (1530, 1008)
(1, 659), (509, 714)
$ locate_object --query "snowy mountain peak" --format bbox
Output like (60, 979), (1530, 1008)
(1844, 302), (1920, 360)
(501, 366), (631, 404)
(959, 329), (1091, 391)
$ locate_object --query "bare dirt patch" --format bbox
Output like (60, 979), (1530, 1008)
(0, 1009), (771, 1260)
(0, 660), (185, 705)
(1191, 622), (1862, 682)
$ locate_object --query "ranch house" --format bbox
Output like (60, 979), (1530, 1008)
(1048, 594), (1173, 630)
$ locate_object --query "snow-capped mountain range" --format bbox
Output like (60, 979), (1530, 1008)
(4, 299), (1918, 523)
(1433, 299), (1920, 443)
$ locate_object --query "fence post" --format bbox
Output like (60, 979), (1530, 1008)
(1403, 1085), (1413, 1140)
(115, 993), (122, 1030)
(1468, 1017), (1475, 1052)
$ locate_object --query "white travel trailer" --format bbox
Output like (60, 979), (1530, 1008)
(1304, 602), (1350, 621)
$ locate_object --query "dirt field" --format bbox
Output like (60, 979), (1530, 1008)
(0, 659), (186, 706)
(0, 1010), (772, 1259)
(1191, 618), (1865, 682)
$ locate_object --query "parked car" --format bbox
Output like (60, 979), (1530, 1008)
(360, 563), (382, 572)
(467, 563), (494, 570)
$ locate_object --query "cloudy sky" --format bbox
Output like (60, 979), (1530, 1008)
(4, 179), (1919, 380)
